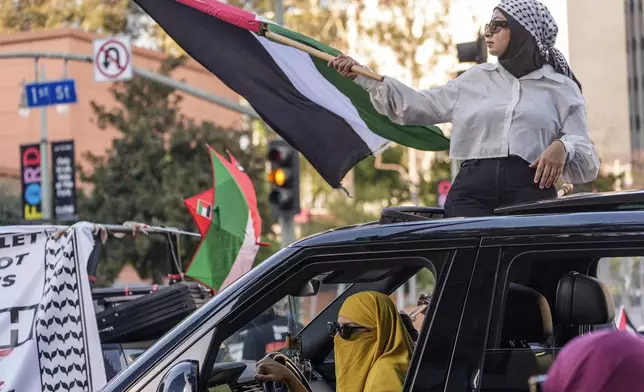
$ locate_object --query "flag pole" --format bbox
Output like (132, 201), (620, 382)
(264, 31), (384, 82)
(557, 183), (574, 197)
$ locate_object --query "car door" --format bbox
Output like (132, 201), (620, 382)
(198, 238), (473, 392)
(108, 236), (477, 392)
(473, 229), (644, 392)
(407, 241), (493, 392)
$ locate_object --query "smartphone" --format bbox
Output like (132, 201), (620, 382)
(408, 304), (428, 321)
(528, 375), (547, 392)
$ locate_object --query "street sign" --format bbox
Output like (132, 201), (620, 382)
(93, 36), (133, 83)
(20, 144), (42, 221)
(51, 140), (77, 221)
(24, 79), (77, 108)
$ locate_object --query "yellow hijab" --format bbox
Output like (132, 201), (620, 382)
(334, 291), (413, 392)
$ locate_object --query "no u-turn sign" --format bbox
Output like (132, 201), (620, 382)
(93, 36), (133, 83)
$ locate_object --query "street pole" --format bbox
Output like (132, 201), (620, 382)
(279, 215), (295, 247)
(38, 63), (51, 222)
(274, 0), (284, 25)
(0, 52), (260, 120)
(273, 0), (297, 249)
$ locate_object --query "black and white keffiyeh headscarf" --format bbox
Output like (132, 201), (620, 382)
(497, 0), (581, 90)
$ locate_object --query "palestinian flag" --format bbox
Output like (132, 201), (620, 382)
(184, 147), (262, 292)
(184, 189), (213, 237)
(135, 0), (450, 188)
(196, 199), (212, 219)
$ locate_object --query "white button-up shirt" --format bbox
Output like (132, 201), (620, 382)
(355, 63), (600, 184)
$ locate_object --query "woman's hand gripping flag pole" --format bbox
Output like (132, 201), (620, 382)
(263, 30), (384, 82)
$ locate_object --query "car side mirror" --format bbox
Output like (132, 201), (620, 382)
(291, 278), (321, 297)
(157, 360), (199, 392)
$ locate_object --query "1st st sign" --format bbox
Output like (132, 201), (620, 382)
(24, 79), (78, 108)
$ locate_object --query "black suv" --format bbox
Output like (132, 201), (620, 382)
(102, 191), (643, 392)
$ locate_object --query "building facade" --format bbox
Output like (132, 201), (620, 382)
(0, 28), (242, 193)
(625, 0), (644, 178)
(567, 0), (633, 186)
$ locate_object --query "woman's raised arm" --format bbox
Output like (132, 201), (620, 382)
(329, 55), (460, 126)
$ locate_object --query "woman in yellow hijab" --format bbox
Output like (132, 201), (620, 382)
(256, 291), (414, 392)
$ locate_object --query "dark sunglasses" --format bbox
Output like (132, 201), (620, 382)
(528, 375), (547, 392)
(485, 19), (509, 34)
(327, 322), (369, 340)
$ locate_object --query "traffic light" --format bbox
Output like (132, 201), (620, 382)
(267, 139), (300, 217)
(457, 34), (488, 65)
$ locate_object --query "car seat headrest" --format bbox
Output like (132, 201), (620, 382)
(502, 283), (554, 344)
(556, 272), (615, 326)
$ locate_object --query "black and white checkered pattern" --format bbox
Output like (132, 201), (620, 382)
(36, 230), (93, 391)
(497, 0), (573, 80)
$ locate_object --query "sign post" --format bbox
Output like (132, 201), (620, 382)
(51, 141), (77, 221)
(93, 36), (133, 83)
(22, 64), (79, 222)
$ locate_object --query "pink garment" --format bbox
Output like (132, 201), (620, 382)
(543, 331), (644, 392)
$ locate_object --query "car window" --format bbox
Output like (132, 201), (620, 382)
(597, 256), (643, 328)
(102, 346), (126, 382)
(394, 266), (436, 329)
(217, 276), (349, 362)
(215, 265), (438, 365)
(324, 267), (437, 362)
(478, 247), (642, 392)
(204, 249), (450, 392)
(479, 250), (564, 392)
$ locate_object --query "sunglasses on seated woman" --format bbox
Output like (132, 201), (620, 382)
(485, 19), (509, 34)
(327, 322), (369, 340)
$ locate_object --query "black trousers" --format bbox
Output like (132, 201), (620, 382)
(444, 156), (557, 218)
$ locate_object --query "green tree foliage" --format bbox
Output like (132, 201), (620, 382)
(569, 152), (625, 193)
(0, 0), (146, 37)
(228, 0), (349, 50)
(298, 149), (451, 238)
(150, 0), (351, 55)
(420, 154), (451, 207)
(0, 184), (22, 225)
(590, 168), (625, 193)
(298, 197), (378, 239)
(79, 57), (276, 284)
(364, 0), (452, 85)
(355, 147), (410, 205)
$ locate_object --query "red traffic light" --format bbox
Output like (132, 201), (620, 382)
(268, 144), (292, 165)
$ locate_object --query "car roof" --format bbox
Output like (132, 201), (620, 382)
(293, 190), (644, 248)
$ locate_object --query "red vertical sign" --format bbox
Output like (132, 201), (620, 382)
(19, 144), (42, 221)
(437, 179), (451, 209)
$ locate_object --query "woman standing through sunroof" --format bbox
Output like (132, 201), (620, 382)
(330, 0), (599, 217)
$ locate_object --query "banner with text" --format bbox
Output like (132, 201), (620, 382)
(0, 223), (106, 392)
(51, 141), (77, 221)
(20, 144), (42, 221)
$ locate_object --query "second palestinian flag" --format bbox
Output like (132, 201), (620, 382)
(135, 0), (450, 189)
(183, 148), (262, 292)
